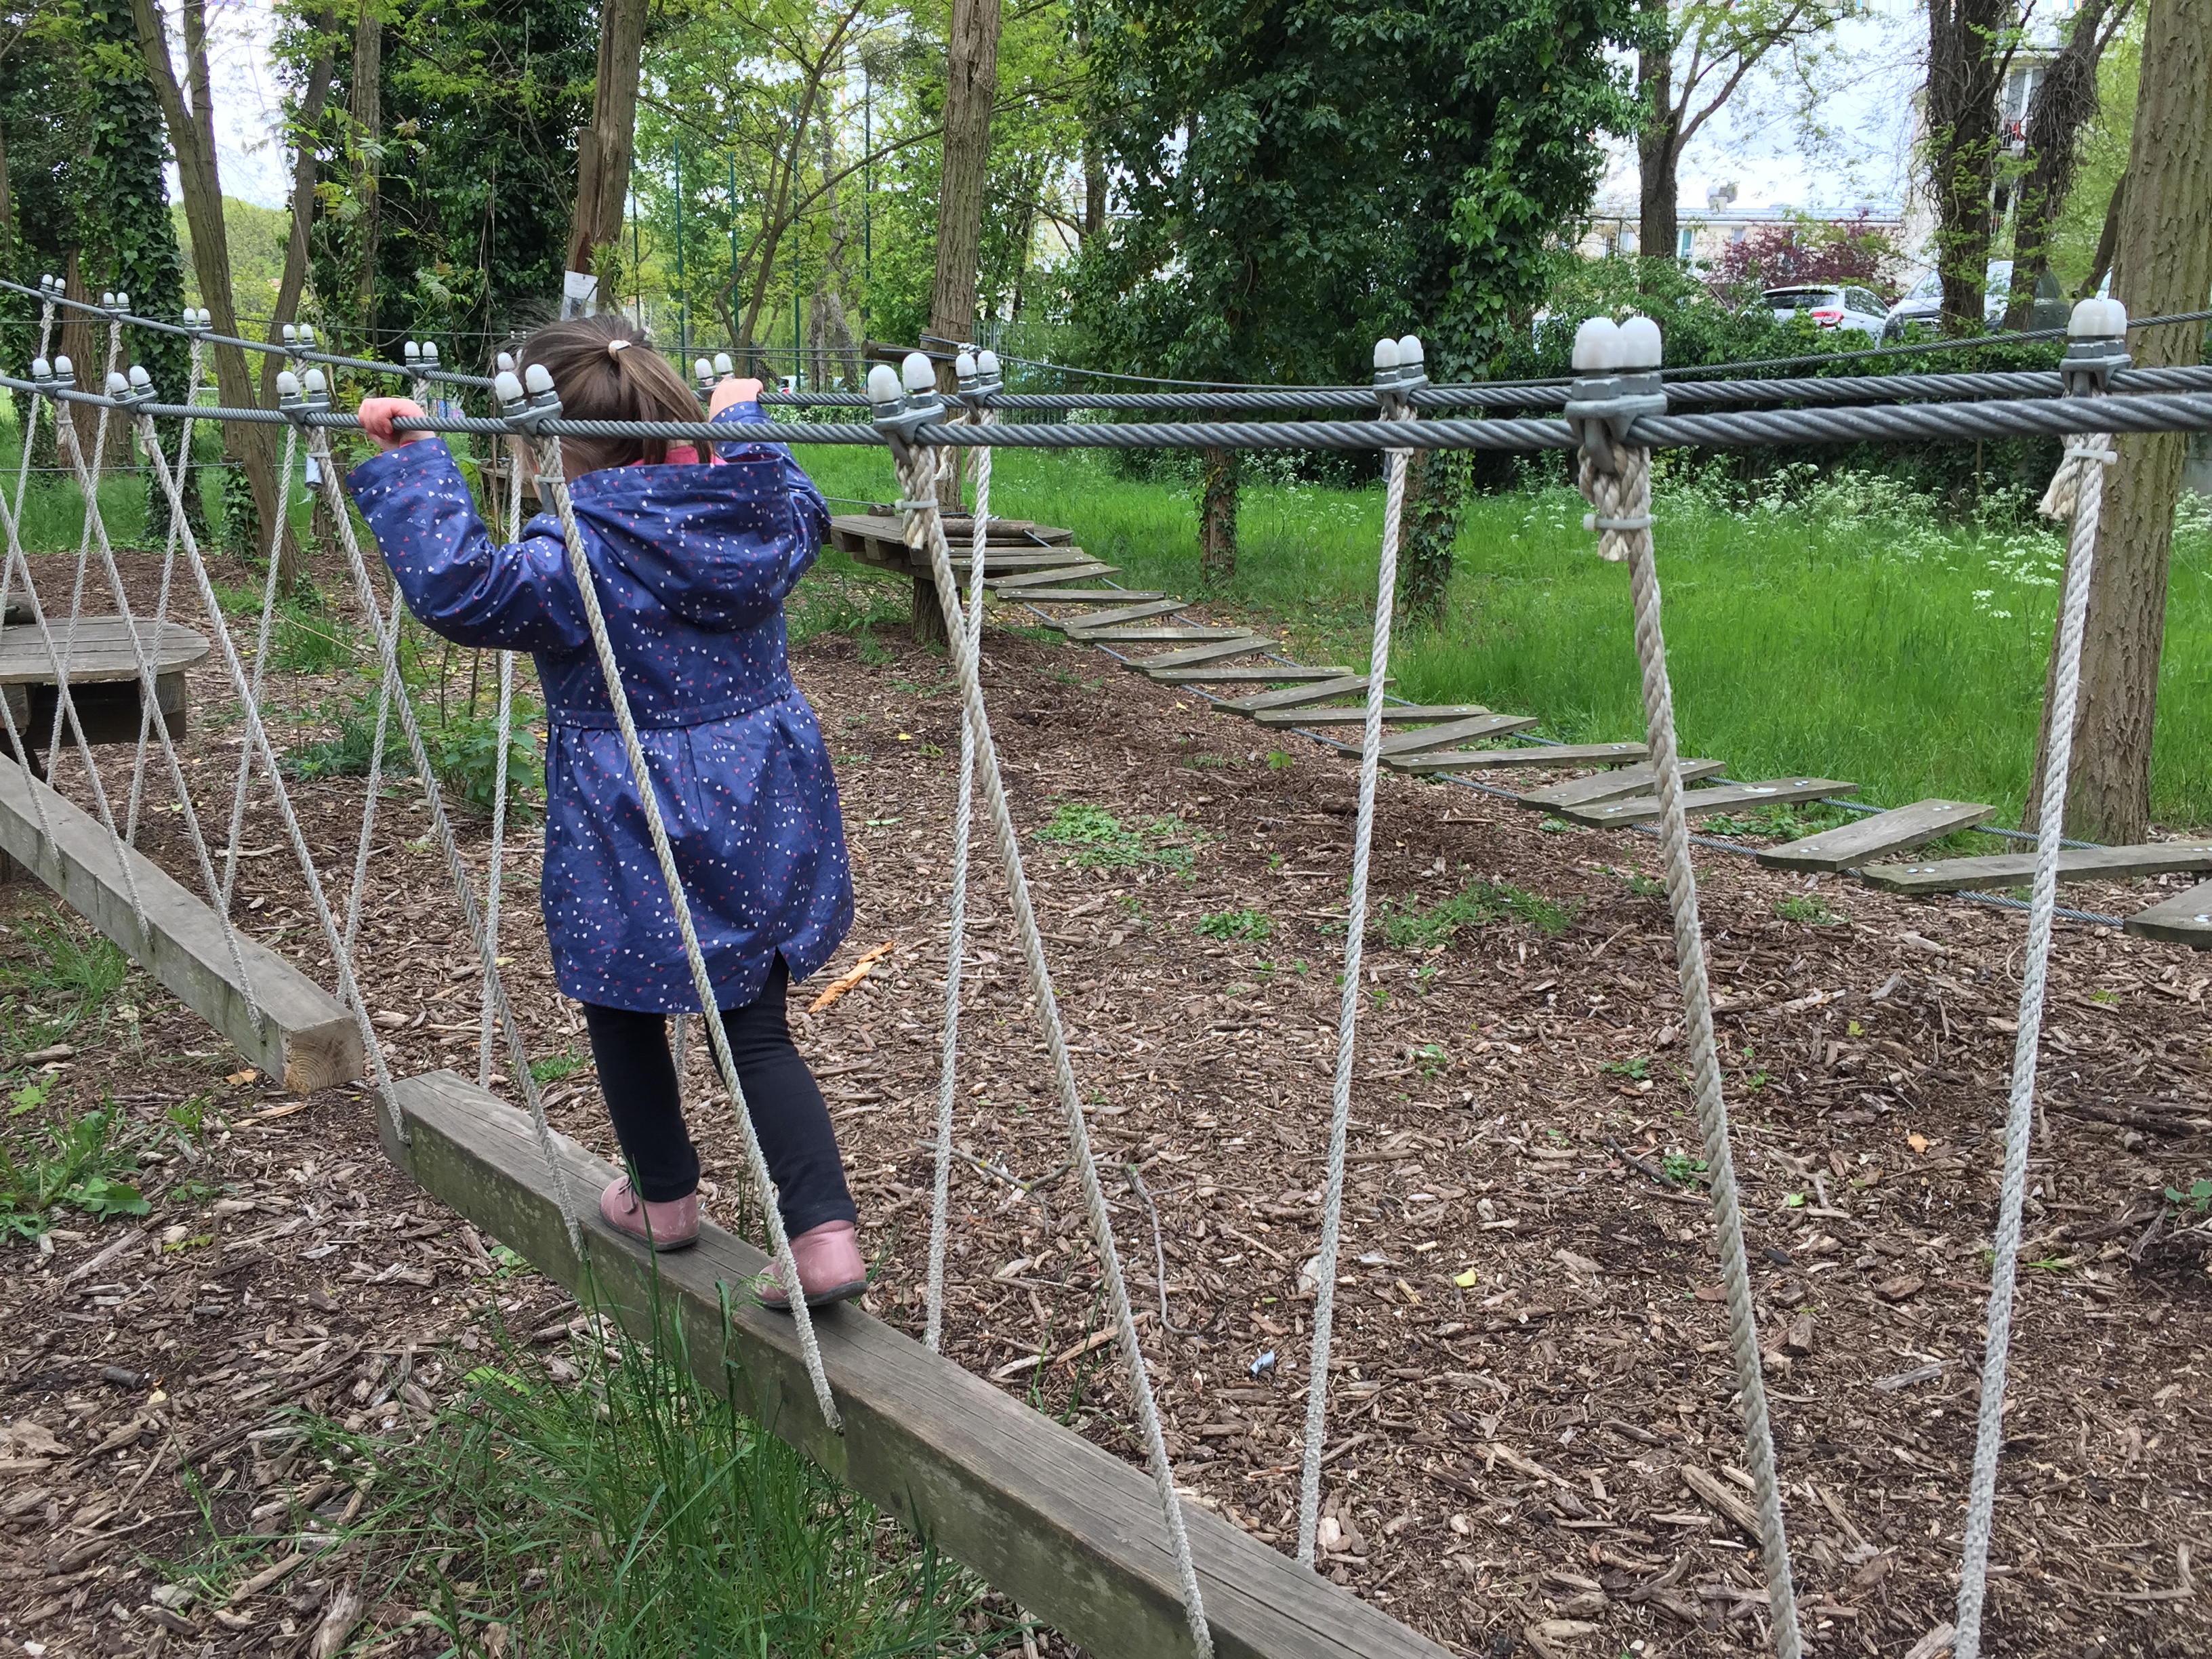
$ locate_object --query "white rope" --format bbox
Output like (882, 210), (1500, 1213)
(338, 579), (398, 970)
(924, 406), (991, 1353)
(478, 453), (527, 1087)
(521, 423), (840, 1427)
(1295, 400), (1412, 1567)
(126, 337), (209, 846)
(890, 438), (1213, 1654)
(42, 327), (127, 788)
(1952, 422), (2112, 1659)
(1578, 436), (1803, 1658)
(0, 298), (66, 857)
(299, 426), (586, 1250)
(220, 424), (301, 909)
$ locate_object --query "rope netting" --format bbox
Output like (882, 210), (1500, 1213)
(0, 276), (2171, 1657)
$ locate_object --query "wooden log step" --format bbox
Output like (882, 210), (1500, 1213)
(1046, 599), (1185, 632)
(1384, 741), (1648, 773)
(1753, 800), (1997, 874)
(390, 1073), (1452, 1659)
(1252, 703), (1490, 729)
(1221, 675), (1374, 713)
(1068, 624), (1240, 644)
(1565, 777), (1857, 828)
(0, 755), (363, 1092)
(1858, 838), (2212, 895)
(1148, 665), (1355, 685)
(2123, 880), (2212, 947)
(1010, 589), (1164, 605)
(1376, 713), (1540, 756)
(1132, 634), (1274, 670)
(989, 562), (1120, 590)
(1515, 760), (1725, 809)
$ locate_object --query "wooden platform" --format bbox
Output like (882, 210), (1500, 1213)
(827, 513), (1075, 564)
(1376, 714), (1539, 755)
(1859, 839), (2212, 895)
(1135, 636), (1273, 670)
(0, 617), (209, 750)
(1753, 800), (1996, 874)
(0, 755), (362, 1091)
(1148, 666), (1355, 686)
(1515, 760), (1724, 810)
(1222, 676), (1376, 713)
(1044, 599), (1185, 632)
(391, 1072), (1452, 1659)
(1383, 741), (1648, 774)
(1563, 777), (1856, 829)
(1252, 704), (1492, 730)
(2123, 880), (2212, 948)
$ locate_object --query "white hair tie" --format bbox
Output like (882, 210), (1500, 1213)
(607, 339), (632, 357)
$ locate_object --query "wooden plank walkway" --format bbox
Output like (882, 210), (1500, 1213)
(1563, 777), (1856, 829)
(1515, 760), (1724, 811)
(2123, 880), (2212, 948)
(1149, 665), (1355, 686)
(1071, 624), (1243, 645)
(1252, 704), (1490, 729)
(990, 562), (1122, 590)
(1045, 600), (1185, 632)
(1377, 714), (1539, 756)
(392, 1073), (1453, 1659)
(1755, 800), (1996, 874)
(1015, 589), (1166, 605)
(1135, 636), (1275, 670)
(1859, 840), (2212, 896)
(1221, 675), (1374, 713)
(1385, 741), (1648, 774)
(0, 756), (362, 1091)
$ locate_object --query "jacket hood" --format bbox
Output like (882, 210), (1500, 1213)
(566, 454), (797, 631)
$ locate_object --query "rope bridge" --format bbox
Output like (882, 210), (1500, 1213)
(0, 274), (2189, 1659)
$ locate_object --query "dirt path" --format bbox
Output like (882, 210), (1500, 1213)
(1, 552), (2207, 1658)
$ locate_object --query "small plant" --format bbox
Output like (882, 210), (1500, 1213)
(0, 1095), (150, 1239)
(268, 592), (358, 674)
(1618, 869), (1666, 899)
(1414, 1042), (1449, 1075)
(1601, 1056), (1650, 1080)
(2165, 1179), (2212, 1214)
(1033, 802), (1203, 872)
(529, 1048), (588, 1085)
(1266, 751), (1297, 770)
(428, 705), (545, 818)
(1537, 816), (1574, 834)
(287, 690), (411, 783)
(1183, 753), (1242, 771)
(1379, 880), (1576, 947)
(1, 909), (130, 1048)
(856, 627), (896, 667)
(1195, 907), (1274, 941)
(1774, 893), (1843, 926)
(1702, 802), (1848, 841)
(1661, 1149), (1708, 1185)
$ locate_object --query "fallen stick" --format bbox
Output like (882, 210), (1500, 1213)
(808, 940), (897, 1013)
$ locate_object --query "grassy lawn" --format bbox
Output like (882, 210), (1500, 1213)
(804, 443), (2212, 830)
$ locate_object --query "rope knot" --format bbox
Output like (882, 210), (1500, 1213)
(2037, 431), (2116, 522)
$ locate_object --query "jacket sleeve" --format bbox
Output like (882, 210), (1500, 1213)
(346, 439), (592, 653)
(711, 401), (830, 567)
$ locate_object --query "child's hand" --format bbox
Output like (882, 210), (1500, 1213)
(359, 396), (427, 451)
(709, 376), (766, 417)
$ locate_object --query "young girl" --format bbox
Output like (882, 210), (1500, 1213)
(350, 315), (865, 1308)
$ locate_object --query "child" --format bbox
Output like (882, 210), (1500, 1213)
(350, 316), (865, 1308)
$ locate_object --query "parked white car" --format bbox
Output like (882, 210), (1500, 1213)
(1762, 283), (1888, 337)
(1882, 260), (2070, 340)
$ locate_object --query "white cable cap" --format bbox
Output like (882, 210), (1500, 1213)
(1373, 337), (1400, 371)
(422, 342), (438, 362)
(901, 351), (936, 394)
(714, 352), (733, 376)
(524, 363), (555, 396)
(405, 340), (422, 360)
(30, 357), (49, 377)
(2069, 296), (2129, 337)
(106, 370), (129, 394)
(102, 291), (116, 306)
(283, 323), (298, 344)
(304, 367), (328, 394)
(52, 354), (71, 377)
(1617, 314), (1662, 369)
(276, 369), (301, 398)
(497, 351), (516, 374)
(129, 365), (151, 388)
(955, 350), (977, 378)
(1397, 334), (1425, 367)
(867, 363), (903, 405)
(494, 369), (523, 404)
(299, 325), (316, 346)
(977, 348), (1000, 377)
(693, 358), (713, 382)
(115, 292), (129, 309)
(1572, 315), (1622, 371)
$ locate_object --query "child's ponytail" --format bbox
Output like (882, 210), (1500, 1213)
(518, 314), (701, 476)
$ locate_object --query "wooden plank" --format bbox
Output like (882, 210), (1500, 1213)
(1565, 778), (1858, 828)
(0, 755), (363, 1092)
(1221, 676), (1374, 714)
(1132, 635), (1274, 670)
(1068, 625), (1240, 644)
(1046, 599), (1185, 632)
(1252, 704), (1492, 729)
(1008, 589), (1165, 605)
(1859, 839), (2212, 896)
(0, 619), (209, 685)
(1376, 714), (1539, 756)
(989, 562), (1120, 590)
(2122, 880), (2212, 948)
(1148, 665), (1355, 685)
(1515, 760), (1725, 810)
(1385, 741), (1647, 773)
(829, 512), (1073, 548)
(1753, 800), (1997, 874)
(390, 1073), (1452, 1659)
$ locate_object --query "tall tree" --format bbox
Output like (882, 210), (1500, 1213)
(1925, 0), (2020, 333)
(348, 0), (382, 325)
(266, 7), (338, 404)
(929, 0), (1002, 506)
(2039, 0), (2210, 839)
(1635, 0), (1847, 266)
(2003, 0), (2133, 328)
(129, 0), (301, 583)
(565, 0), (646, 312)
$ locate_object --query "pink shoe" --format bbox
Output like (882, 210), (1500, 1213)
(756, 1220), (869, 1311)
(600, 1177), (699, 1252)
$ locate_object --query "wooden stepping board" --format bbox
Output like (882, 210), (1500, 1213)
(1013, 589), (1164, 605)
(0, 755), (363, 1092)
(1252, 703), (1493, 729)
(1859, 839), (2212, 895)
(2123, 880), (2212, 947)
(1516, 760), (1724, 810)
(391, 1074), (1453, 1659)
(1564, 777), (1856, 828)
(1046, 599), (1185, 632)
(1148, 665), (1355, 686)
(1069, 624), (1240, 644)
(989, 562), (1121, 590)
(1376, 713), (1539, 755)
(1134, 635), (1274, 670)
(1222, 675), (1376, 713)
(1384, 741), (1647, 773)
(1753, 800), (1996, 873)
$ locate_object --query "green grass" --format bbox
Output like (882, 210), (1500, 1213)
(1377, 878), (1576, 946)
(0, 907), (131, 1052)
(1195, 906), (1275, 941)
(1032, 800), (1203, 872)
(795, 442), (2212, 828)
(0, 1075), (150, 1240)
(165, 1296), (986, 1656)
(529, 1046), (588, 1084)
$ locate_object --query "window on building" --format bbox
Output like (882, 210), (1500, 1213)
(1678, 226), (1696, 260)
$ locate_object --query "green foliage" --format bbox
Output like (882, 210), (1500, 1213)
(1661, 1149), (1708, 1185)
(529, 1048), (588, 1085)
(1601, 1056), (1650, 1080)
(286, 690), (401, 783)
(426, 705), (545, 819)
(1378, 880), (1576, 947)
(1195, 907), (1275, 941)
(0, 1087), (150, 1242)
(0, 909), (130, 1050)
(2165, 1179), (2212, 1215)
(268, 593), (360, 674)
(1774, 892), (1845, 926)
(1032, 802), (1202, 872)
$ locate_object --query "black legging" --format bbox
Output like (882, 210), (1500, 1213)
(579, 958), (856, 1236)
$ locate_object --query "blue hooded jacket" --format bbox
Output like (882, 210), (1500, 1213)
(346, 403), (852, 1012)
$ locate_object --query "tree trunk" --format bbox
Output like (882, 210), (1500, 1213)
(1198, 448), (1237, 585)
(930, 0), (1002, 510)
(349, 0), (382, 332)
(2036, 0), (2211, 840)
(2005, 0), (2121, 329)
(1398, 449), (1468, 626)
(565, 0), (647, 313)
(1083, 141), (1105, 240)
(130, 0), (301, 586)
(264, 7), (337, 405)
(0, 101), (13, 269)
(1636, 18), (1679, 265)
(811, 113), (861, 387)
(1925, 0), (2009, 333)
(2083, 170), (2127, 298)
